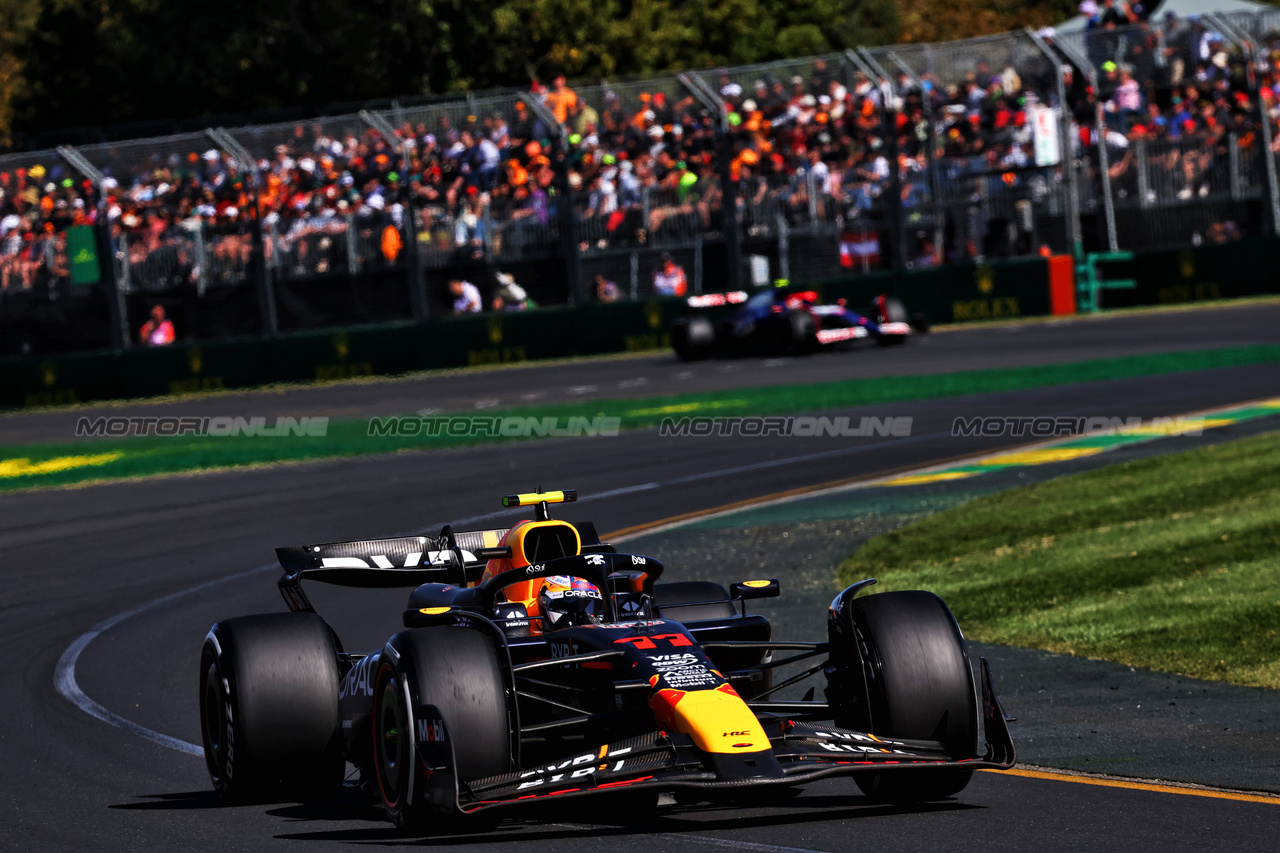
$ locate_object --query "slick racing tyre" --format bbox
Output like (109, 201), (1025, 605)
(786, 309), (818, 354)
(200, 612), (342, 804)
(672, 316), (715, 360)
(846, 591), (978, 803)
(875, 295), (909, 346)
(877, 295), (908, 324)
(373, 627), (510, 835)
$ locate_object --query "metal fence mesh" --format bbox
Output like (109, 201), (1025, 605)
(10, 9), (1280, 353)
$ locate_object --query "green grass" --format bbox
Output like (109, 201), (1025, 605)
(5, 342), (1280, 492)
(837, 430), (1280, 688)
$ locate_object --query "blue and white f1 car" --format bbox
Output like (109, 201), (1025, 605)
(672, 285), (926, 360)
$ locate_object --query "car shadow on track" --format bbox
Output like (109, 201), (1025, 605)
(109, 789), (387, 820)
(271, 797), (980, 845)
(109, 791), (227, 810)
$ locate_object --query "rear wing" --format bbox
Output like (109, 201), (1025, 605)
(274, 521), (609, 612)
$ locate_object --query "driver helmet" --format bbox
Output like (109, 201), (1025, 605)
(538, 575), (604, 631)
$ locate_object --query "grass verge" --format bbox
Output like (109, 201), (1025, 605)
(5, 342), (1280, 492)
(837, 429), (1280, 688)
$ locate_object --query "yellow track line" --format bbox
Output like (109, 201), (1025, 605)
(602, 394), (1280, 806)
(987, 768), (1280, 806)
(601, 460), (956, 540)
(604, 391), (1280, 541)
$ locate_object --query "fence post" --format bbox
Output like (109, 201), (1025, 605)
(886, 49), (948, 265)
(258, 222), (277, 334)
(58, 144), (129, 349)
(1051, 36), (1119, 251)
(1229, 133), (1242, 201)
(1136, 139), (1151, 209)
(208, 127), (276, 335)
(694, 235), (703, 294)
(360, 110), (428, 318)
(680, 72), (741, 292)
(345, 213), (359, 275)
(517, 93), (582, 305)
(193, 226), (209, 297)
(119, 234), (131, 294)
(1209, 13), (1280, 234)
(482, 201), (495, 265)
(1027, 28), (1084, 257)
(777, 210), (790, 281)
(265, 221), (279, 283)
(1258, 99), (1280, 235)
(849, 49), (906, 273)
(1094, 105), (1118, 250)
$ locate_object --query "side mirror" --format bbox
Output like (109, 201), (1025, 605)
(731, 579), (780, 600)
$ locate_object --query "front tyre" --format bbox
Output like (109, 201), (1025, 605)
(877, 295), (909, 324)
(372, 627), (511, 835)
(200, 612), (342, 804)
(786, 310), (818, 354)
(847, 591), (977, 803)
(672, 316), (715, 360)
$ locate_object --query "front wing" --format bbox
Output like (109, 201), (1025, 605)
(418, 658), (1015, 814)
(815, 326), (869, 345)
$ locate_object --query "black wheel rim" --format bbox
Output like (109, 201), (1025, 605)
(200, 654), (226, 781)
(853, 621), (887, 729)
(376, 671), (408, 807)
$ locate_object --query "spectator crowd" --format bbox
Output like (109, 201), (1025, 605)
(4, 4), (1280, 307)
(1042, 1), (1275, 225)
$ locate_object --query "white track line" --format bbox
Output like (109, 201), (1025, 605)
(51, 435), (937, 757)
(58, 392), (1277, 756)
(650, 837), (826, 853)
(54, 562), (277, 756)
(556, 825), (828, 853)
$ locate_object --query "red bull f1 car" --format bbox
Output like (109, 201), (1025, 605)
(672, 285), (927, 360)
(200, 489), (1014, 834)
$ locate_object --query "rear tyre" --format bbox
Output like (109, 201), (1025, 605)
(372, 627), (510, 835)
(200, 612), (342, 804)
(846, 591), (977, 803)
(672, 316), (715, 360)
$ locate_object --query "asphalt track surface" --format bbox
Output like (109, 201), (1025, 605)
(3, 300), (1280, 446)
(3, 313), (1280, 850)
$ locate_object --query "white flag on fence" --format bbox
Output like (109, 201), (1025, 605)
(1030, 106), (1061, 167)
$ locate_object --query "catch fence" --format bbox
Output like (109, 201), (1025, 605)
(5, 10), (1280, 355)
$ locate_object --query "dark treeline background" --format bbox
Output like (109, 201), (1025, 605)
(1, 0), (1078, 145)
